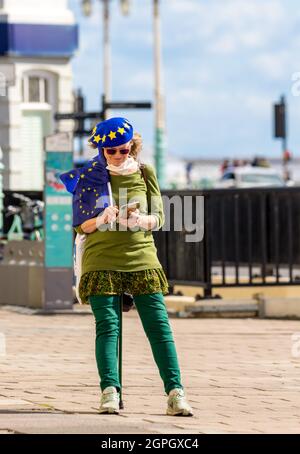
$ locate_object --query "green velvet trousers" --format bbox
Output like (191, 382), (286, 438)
(89, 292), (184, 395)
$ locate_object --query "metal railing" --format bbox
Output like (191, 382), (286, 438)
(156, 187), (300, 298)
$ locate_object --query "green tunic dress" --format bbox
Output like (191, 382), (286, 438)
(74, 164), (169, 304)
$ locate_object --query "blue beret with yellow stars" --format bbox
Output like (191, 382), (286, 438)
(88, 117), (133, 149)
(59, 154), (110, 227)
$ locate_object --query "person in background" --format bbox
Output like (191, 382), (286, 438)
(241, 159), (250, 166)
(220, 159), (230, 175)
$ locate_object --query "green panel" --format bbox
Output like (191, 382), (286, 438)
(45, 150), (73, 268)
(154, 126), (167, 189)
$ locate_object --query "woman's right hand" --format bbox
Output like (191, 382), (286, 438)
(81, 206), (119, 233)
(98, 205), (119, 224)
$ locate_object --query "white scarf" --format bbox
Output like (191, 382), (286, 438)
(106, 156), (139, 175)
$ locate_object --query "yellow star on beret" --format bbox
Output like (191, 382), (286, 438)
(94, 135), (101, 144)
(102, 135), (107, 143)
(108, 131), (117, 140)
(118, 127), (125, 135)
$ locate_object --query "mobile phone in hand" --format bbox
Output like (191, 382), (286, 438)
(119, 201), (140, 219)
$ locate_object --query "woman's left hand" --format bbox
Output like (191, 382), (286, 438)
(118, 210), (158, 230)
(118, 209), (140, 229)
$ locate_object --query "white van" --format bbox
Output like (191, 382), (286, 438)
(216, 166), (290, 188)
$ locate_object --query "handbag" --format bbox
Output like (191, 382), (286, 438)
(73, 232), (87, 305)
(122, 292), (135, 312)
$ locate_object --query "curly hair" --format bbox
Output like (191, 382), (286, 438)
(87, 139), (98, 150)
(129, 132), (143, 161)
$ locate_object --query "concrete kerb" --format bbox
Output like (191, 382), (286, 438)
(259, 297), (300, 320)
(2, 295), (300, 320)
(0, 304), (92, 316)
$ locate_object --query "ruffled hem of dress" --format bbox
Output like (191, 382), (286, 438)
(78, 268), (169, 305)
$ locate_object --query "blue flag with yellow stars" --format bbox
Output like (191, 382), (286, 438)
(59, 154), (110, 227)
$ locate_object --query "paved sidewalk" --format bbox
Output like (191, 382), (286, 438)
(1, 306), (300, 434)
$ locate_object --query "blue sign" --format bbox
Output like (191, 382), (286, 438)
(0, 23), (78, 57)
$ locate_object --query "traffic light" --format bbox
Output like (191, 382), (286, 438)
(274, 98), (286, 139)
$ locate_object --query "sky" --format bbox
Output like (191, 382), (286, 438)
(68, 0), (300, 161)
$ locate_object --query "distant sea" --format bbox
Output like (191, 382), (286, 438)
(80, 147), (300, 187)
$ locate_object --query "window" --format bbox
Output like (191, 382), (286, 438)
(221, 172), (235, 180)
(0, 72), (6, 97)
(240, 174), (284, 186)
(22, 76), (49, 103)
(21, 110), (52, 190)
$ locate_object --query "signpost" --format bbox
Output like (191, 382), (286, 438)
(55, 94), (152, 137)
(44, 132), (74, 310)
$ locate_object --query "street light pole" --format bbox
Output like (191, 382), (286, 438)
(57, 1), (151, 136)
(103, 0), (111, 119)
(0, 146), (4, 237)
(82, 0), (112, 119)
(153, 0), (166, 188)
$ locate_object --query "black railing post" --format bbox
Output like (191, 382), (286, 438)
(203, 193), (212, 298)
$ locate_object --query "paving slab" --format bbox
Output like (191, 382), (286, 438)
(0, 307), (300, 433)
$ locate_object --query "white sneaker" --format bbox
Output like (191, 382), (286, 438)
(99, 386), (120, 414)
(166, 388), (194, 416)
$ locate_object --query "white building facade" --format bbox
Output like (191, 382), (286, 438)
(0, 0), (78, 190)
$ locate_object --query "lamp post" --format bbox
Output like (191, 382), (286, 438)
(81, 1), (166, 186)
(82, 0), (130, 120)
(153, 0), (166, 188)
(102, 0), (111, 119)
(116, 0), (167, 187)
(81, 0), (111, 118)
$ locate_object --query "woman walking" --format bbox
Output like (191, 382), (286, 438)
(72, 117), (193, 416)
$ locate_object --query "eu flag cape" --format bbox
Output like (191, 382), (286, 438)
(59, 154), (110, 227)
